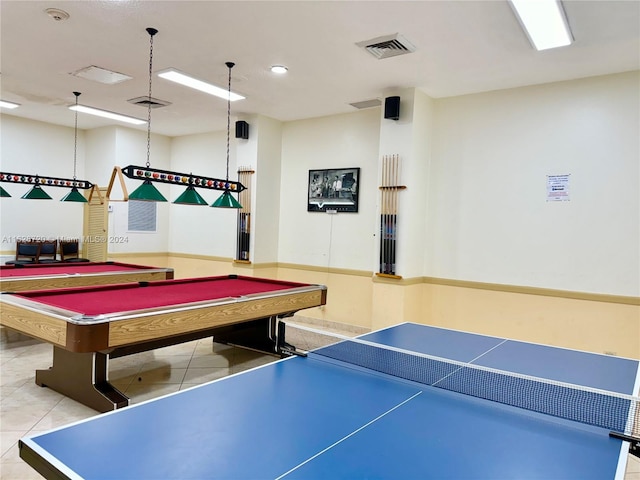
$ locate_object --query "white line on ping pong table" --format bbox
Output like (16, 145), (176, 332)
(274, 391), (423, 480)
(431, 338), (508, 387)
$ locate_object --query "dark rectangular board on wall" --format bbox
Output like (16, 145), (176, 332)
(308, 168), (360, 213)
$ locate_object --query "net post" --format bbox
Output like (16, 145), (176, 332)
(609, 432), (640, 459)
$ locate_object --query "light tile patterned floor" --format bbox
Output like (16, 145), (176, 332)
(0, 329), (277, 479)
(1, 326), (639, 479)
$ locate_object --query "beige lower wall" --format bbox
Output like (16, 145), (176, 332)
(110, 253), (640, 359)
(423, 284), (639, 359)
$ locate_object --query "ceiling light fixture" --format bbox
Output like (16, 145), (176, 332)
(509, 0), (573, 51)
(1, 172), (95, 200)
(22, 179), (53, 200)
(270, 65), (288, 74)
(157, 68), (245, 101)
(61, 92), (88, 203)
(128, 27), (167, 202)
(173, 177), (209, 205)
(212, 62), (242, 209)
(68, 104), (146, 125)
(0, 100), (20, 109)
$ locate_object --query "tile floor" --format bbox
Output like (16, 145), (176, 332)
(1, 326), (639, 480)
(0, 328), (277, 479)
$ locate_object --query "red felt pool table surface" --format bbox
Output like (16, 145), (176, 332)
(0, 262), (159, 278)
(13, 276), (311, 315)
(0, 262), (174, 291)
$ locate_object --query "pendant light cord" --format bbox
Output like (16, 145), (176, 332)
(73, 92), (80, 182)
(146, 28), (158, 169)
(225, 62), (234, 184)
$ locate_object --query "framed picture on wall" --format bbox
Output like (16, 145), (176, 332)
(308, 167), (360, 213)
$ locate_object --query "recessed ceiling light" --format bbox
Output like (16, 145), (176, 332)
(0, 100), (20, 109)
(509, 0), (573, 51)
(69, 105), (146, 125)
(157, 68), (245, 101)
(270, 65), (288, 74)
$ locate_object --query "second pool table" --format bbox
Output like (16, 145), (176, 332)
(0, 261), (174, 291)
(0, 275), (327, 411)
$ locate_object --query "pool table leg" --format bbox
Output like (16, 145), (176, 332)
(36, 347), (129, 413)
(213, 316), (280, 354)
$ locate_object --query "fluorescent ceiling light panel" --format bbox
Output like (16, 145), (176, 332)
(69, 105), (146, 125)
(157, 69), (245, 101)
(509, 0), (573, 51)
(0, 100), (20, 109)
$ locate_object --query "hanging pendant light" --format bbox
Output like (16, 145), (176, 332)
(22, 177), (52, 200)
(61, 92), (89, 203)
(212, 62), (242, 209)
(173, 175), (208, 205)
(0, 186), (11, 197)
(129, 27), (167, 202)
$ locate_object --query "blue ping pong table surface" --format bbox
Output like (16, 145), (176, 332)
(19, 322), (640, 480)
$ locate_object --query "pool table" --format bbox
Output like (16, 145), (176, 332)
(0, 261), (174, 292)
(0, 275), (327, 412)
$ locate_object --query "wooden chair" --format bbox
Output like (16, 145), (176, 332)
(59, 240), (90, 262)
(5, 241), (41, 265)
(38, 240), (60, 263)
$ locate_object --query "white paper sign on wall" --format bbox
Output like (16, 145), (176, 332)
(547, 174), (570, 202)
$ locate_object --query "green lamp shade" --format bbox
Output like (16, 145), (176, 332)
(173, 185), (208, 205)
(211, 190), (242, 209)
(22, 184), (52, 200)
(0, 186), (11, 197)
(60, 187), (88, 203)
(129, 180), (167, 202)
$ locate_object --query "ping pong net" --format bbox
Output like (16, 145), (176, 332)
(277, 322), (639, 440)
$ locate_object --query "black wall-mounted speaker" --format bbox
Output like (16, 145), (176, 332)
(235, 120), (249, 139)
(384, 96), (400, 121)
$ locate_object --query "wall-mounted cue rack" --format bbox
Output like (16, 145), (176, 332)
(235, 167), (254, 263)
(377, 154), (406, 279)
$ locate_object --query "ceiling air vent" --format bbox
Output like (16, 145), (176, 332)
(349, 99), (382, 109)
(127, 96), (172, 109)
(71, 65), (132, 85)
(356, 33), (416, 60)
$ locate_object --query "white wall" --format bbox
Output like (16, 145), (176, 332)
(107, 127), (171, 254)
(167, 130), (238, 257)
(252, 115), (283, 264)
(0, 115), (86, 251)
(3, 72), (638, 300)
(427, 72), (639, 296)
(279, 108), (381, 270)
(85, 127), (116, 186)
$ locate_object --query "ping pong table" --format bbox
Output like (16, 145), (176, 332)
(19, 322), (640, 479)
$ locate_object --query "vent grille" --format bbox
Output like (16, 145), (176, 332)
(357, 33), (416, 60)
(349, 99), (382, 109)
(127, 96), (172, 109)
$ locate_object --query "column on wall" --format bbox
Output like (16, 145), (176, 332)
(234, 114), (283, 266)
(371, 88), (434, 330)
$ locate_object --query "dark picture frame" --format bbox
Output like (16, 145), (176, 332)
(308, 167), (360, 213)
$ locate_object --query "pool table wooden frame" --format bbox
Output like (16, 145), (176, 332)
(0, 261), (174, 292)
(0, 275), (327, 412)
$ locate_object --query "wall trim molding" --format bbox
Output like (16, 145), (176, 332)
(276, 262), (372, 277)
(44, 251), (639, 306)
(422, 276), (639, 306)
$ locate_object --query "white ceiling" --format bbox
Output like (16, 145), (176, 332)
(1, 1), (639, 137)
